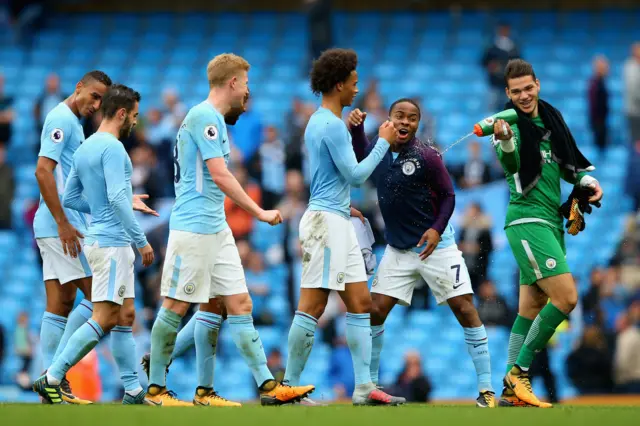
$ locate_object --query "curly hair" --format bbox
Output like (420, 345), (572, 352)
(310, 48), (358, 95)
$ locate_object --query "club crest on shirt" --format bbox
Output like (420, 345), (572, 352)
(337, 272), (345, 284)
(118, 285), (126, 297)
(51, 128), (64, 143)
(401, 158), (420, 176)
(546, 258), (557, 269)
(184, 283), (196, 295)
(204, 125), (218, 141)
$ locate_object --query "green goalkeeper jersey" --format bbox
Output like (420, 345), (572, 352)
(494, 116), (587, 230)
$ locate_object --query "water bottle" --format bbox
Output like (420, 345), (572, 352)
(473, 109), (519, 137)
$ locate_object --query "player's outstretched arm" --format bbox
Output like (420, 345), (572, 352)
(206, 157), (282, 225)
(62, 164), (91, 214)
(35, 156), (84, 257)
(103, 145), (151, 260)
(325, 121), (395, 186)
(493, 119), (520, 175)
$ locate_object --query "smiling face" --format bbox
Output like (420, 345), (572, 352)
(389, 101), (420, 144)
(339, 70), (359, 107)
(506, 75), (540, 116)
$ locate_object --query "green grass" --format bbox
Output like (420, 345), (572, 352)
(1, 404), (639, 426)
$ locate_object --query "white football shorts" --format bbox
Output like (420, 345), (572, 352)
(299, 210), (367, 291)
(161, 228), (247, 304)
(84, 242), (135, 305)
(371, 244), (473, 305)
(37, 237), (92, 284)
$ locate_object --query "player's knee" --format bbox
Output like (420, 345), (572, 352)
(118, 303), (136, 327)
(553, 288), (578, 314)
(224, 293), (253, 316)
(350, 296), (372, 315)
(370, 303), (387, 326)
(449, 296), (479, 326)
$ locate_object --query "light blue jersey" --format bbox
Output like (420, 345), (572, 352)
(34, 102), (88, 238)
(170, 101), (230, 235)
(306, 107), (390, 219)
(62, 132), (147, 249)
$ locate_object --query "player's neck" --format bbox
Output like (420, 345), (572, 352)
(207, 90), (231, 117)
(65, 94), (81, 118)
(97, 120), (122, 140)
(320, 95), (343, 118)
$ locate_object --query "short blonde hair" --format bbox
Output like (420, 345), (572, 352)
(207, 53), (250, 88)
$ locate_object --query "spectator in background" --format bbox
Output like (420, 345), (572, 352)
(145, 107), (174, 172)
(278, 170), (308, 313)
(567, 325), (614, 395)
(614, 298), (640, 393)
(14, 312), (32, 390)
(458, 202), (493, 291)
(0, 144), (14, 229)
(599, 265), (631, 340)
(453, 140), (492, 189)
(285, 97), (313, 171)
(388, 351), (432, 402)
(362, 90), (387, 140)
(588, 56), (610, 153)
(160, 88), (187, 135)
(354, 79), (379, 111)
(582, 267), (606, 327)
(229, 97), (263, 163)
(477, 280), (513, 327)
(626, 140), (640, 211)
(481, 23), (520, 112)
(624, 42), (640, 144)
(306, 0), (333, 62)
(244, 248), (273, 326)
(0, 73), (14, 147)
(258, 126), (286, 210)
(130, 143), (168, 210)
(224, 165), (261, 241)
(33, 73), (63, 134)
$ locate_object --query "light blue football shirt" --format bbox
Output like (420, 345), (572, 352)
(63, 132), (147, 249)
(306, 107), (390, 219)
(170, 101), (230, 235)
(34, 102), (88, 238)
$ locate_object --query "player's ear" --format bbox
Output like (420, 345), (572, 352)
(75, 81), (83, 94)
(336, 82), (343, 92)
(118, 107), (126, 121)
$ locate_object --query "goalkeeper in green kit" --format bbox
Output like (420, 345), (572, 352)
(492, 59), (603, 408)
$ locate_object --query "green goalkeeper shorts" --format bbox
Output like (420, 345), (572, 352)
(505, 222), (570, 286)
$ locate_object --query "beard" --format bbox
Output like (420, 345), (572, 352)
(224, 104), (245, 125)
(119, 116), (134, 139)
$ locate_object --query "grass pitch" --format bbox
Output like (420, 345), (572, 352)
(1, 404), (639, 426)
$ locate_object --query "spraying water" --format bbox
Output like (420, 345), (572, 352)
(439, 131), (475, 155)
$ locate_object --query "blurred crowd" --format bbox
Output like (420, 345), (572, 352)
(0, 18), (639, 401)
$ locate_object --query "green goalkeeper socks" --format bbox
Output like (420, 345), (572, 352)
(506, 315), (533, 375)
(516, 304), (567, 370)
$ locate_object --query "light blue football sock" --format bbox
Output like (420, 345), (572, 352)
(41, 312), (67, 369)
(194, 311), (222, 389)
(227, 314), (273, 387)
(111, 326), (142, 394)
(370, 324), (385, 385)
(464, 325), (493, 393)
(172, 313), (197, 360)
(51, 300), (93, 365)
(149, 307), (182, 387)
(47, 319), (104, 384)
(346, 313), (373, 386)
(283, 311), (317, 386)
